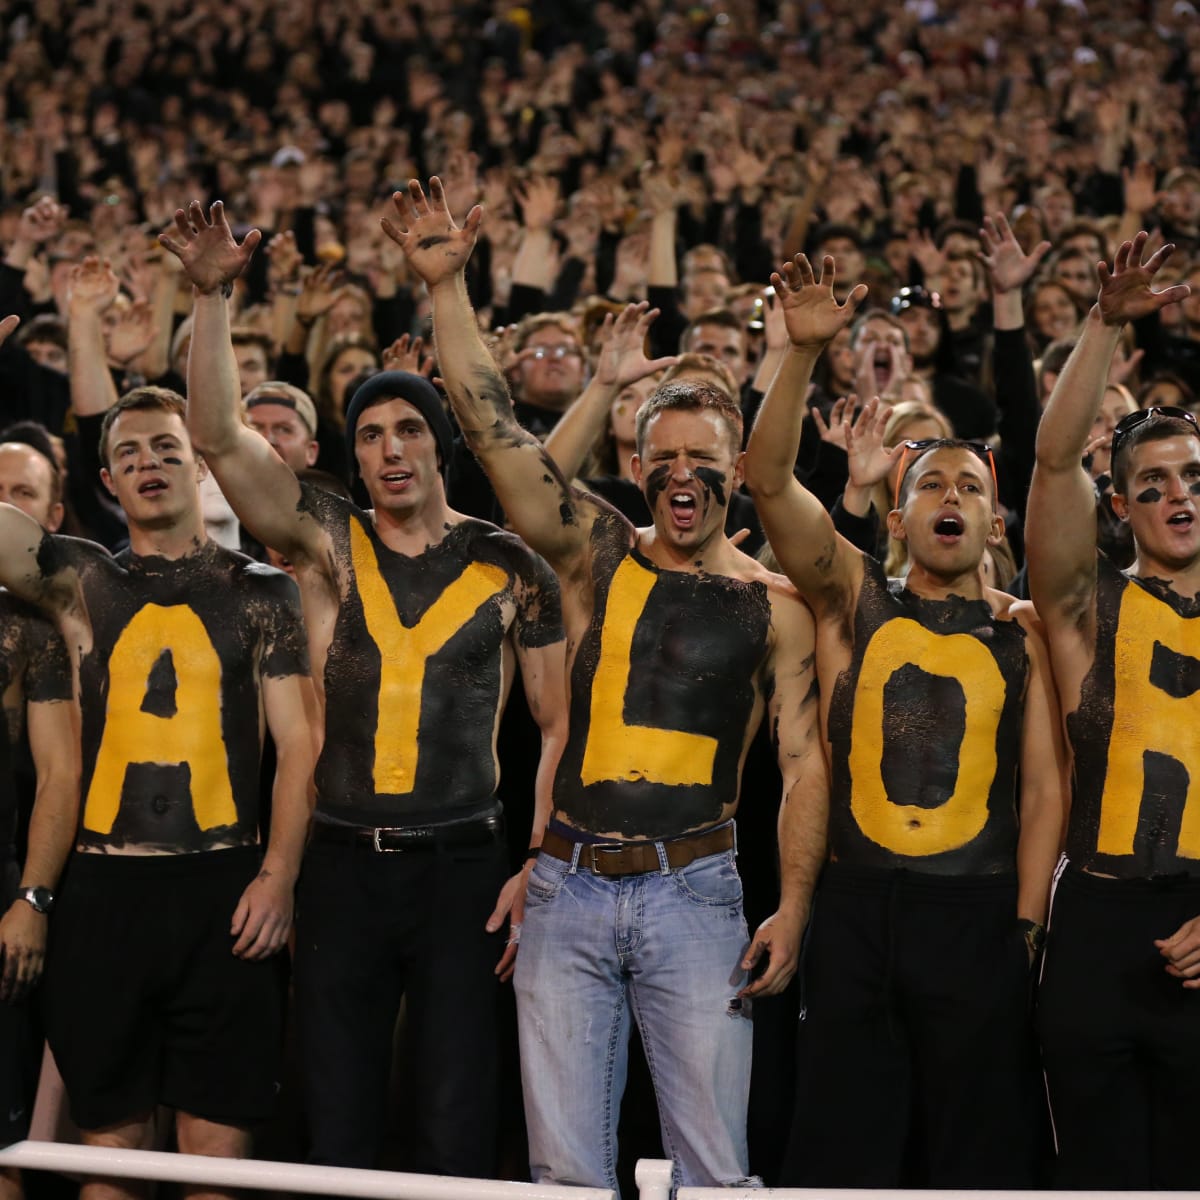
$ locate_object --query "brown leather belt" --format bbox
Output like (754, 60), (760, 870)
(539, 824), (734, 877)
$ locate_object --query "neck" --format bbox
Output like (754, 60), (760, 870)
(903, 558), (985, 601)
(126, 514), (209, 561)
(371, 492), (458, 554)
(616, 439), (636, 482)
(1130, 550), (1200, 599)
(946, 307), (973, 332)
(639, 521), (735, 575)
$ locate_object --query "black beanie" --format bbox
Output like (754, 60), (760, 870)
(343, 371), (455, 481)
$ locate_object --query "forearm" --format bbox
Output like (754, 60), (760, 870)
(776, 770), (828, 922)
(647, 211), (677, 289)
(67, 311), (119, 417)
(187, 290), (247, 456)
(23, 764), (77, 889)
(543, 377), (617, 481)
(1016, 790), (1061, 925)
(261, 728), (315, 886)
(744, 345), (821, 497)
(1036, 307), (1122, 471)
(137, 270), (177, 380)
(511, 228), (557, 293)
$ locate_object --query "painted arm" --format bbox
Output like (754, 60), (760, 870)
(230, 669), (317, 960)
(489, 635), (568, 983)
(1028, 234), (1190, 634)
(744, 255), (868, 615)
(740, 590), (827, 998)
(162, 201), (328, 567)
(389, 178), (602, 570)
(1014, 607), (1068, 933)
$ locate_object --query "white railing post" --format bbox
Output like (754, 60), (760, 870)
(634, 1157), (673, 1200)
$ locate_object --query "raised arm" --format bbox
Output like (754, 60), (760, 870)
(161, 201), (327, 567)
(65, 257), (122, 418)
(743, 254), (867, 614)
(388, 178), (605, 569)
(1028, 234), (1190, 633)
(542, 302), (675, 482)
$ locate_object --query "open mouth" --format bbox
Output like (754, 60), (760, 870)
(137, 478), (167, 497)
(873, 350), (891, 389)
(1168, 511), (1195, 529)
(668, 491), (697, 528)
(380, 471), (413, 491)
(933, 512), (964, 541)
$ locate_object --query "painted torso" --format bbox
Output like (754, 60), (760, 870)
(44, 537), (308, 854)
(553, 542), (772, 839)
(826, 556), (1028, 874)
(1067, 554), (1200, 877)
(299, 487), (563, 825)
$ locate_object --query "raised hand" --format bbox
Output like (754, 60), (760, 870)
(159, 200), (262, 294)
(295, 263), (345, 327)
(593, 302), (678, 390)
(266, 230), (303, 292)
(1122, 162), (1158, 216)
(514, 174), (560, 231)
(812, 395), (858, 451)
(106, 299), (156, 365)
(843, 395), (902, 489)
(382, 333), (436, 378)
(978, 213), (1050, 294)
(16, 196), (67, 246)
(381, 177), (482, 290)
(771, 254), (869, 349)
(67, 256), (120, 315)
(1097, 232), (1191, 327)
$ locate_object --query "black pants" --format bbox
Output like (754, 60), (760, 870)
(782, 863), (1042, 1188)
(1038, 865), (1200, 1189)
(293, 835), (508, 1175)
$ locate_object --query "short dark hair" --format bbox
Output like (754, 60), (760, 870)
(635, 380), (743, 457)
(680, 309), (745, 352)
(15, 314), (66, 351)
(1111, 414), (1200, 494)
(99, 387), (188, 468)
(230, 327), (275, 359)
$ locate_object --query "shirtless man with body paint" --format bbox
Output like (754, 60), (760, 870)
(163, 200), (567, 1177)
(389, 177), (827, 1195)
(744, 254), (1065, 1188)
(1027, 233), (1200, 1188)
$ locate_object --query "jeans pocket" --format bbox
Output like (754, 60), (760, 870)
(671, 851), (743, 907)
(525, 853), (569, 905)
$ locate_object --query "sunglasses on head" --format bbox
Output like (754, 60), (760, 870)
(894, 437), (998, 510)
(1109, 406), (1200, 463)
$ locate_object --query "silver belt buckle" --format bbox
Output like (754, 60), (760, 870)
(372, 827), (405, 853)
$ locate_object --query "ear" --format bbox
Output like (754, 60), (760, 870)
(195, 454), (210, 483)
(99, 467), (117, 499)
(885, 505), (907, 543)
(731, 449), (745, 490)
(45, 502), (64, 534)
(630, 453), (643, 485)
(306, 440), (319, 468)
(986, 512), (1006, 547)
(1110, 490), (1130, 522)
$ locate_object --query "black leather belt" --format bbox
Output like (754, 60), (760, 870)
(311, 812), (504, 853)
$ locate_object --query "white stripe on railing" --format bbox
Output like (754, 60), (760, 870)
(0, 1141), (616, 1200)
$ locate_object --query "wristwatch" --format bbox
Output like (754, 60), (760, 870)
(1017, 918), (1045, 955)
(16, 887), (54, 914)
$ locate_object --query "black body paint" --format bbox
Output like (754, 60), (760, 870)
(1136, 487), (1164, 504)
(694, 467), (727, 507)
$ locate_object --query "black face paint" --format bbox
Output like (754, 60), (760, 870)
(1190, 482), (1200, 496)
(644, 464), (672, 506)
(162, 456), (183, 466)
(1136, 487), (1164, 504)
(694, 467), (727, 508)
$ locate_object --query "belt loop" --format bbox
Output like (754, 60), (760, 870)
(731, 818), (738, 859)
(568, 842), (582, 875)
(655, 841), (670, 875)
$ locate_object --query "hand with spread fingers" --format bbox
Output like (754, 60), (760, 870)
(159, 199), (262, 295)
(1096, 231), (1192, 327)
(593, 301), (677, 391)
(772, 253), (869, 351)
(978, 213), (1050, 294)
(382, 177), (483, 291)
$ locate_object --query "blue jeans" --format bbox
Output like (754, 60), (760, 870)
(513, 840), (759, 1194)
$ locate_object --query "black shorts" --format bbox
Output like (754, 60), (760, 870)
(43, 846), (286, 1131)
(0, 853), (34, 1146)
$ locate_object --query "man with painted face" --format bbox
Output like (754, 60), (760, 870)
(744, 255), (1065, 1188)
(0, 368), (314, 1200)
(1027, 233), (1200, 1188)
(164, 200), (567, 1177)
(391, 177), (826, 1194)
